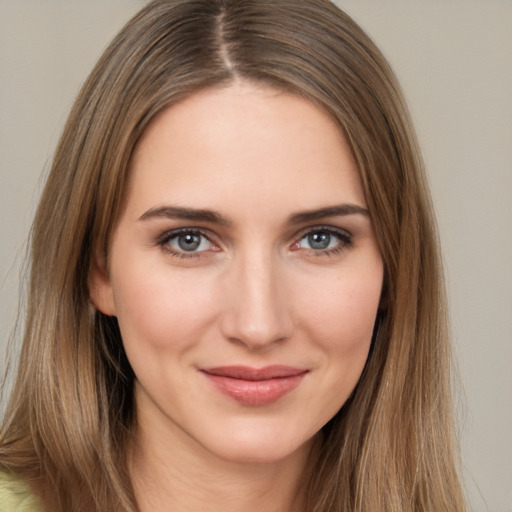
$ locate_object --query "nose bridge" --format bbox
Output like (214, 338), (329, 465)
(220, 244), (293, 349)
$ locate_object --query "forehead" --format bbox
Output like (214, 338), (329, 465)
(125, 82), (365, 221)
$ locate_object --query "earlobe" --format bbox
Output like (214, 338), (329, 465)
(88, 250), (117, 316)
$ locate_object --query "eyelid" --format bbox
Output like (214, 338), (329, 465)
(156, 227), (208, 244)
(294, 224), (352, 240)
(291, 224), (353, 254)
(155, 224), (353, 260)
(157, 227), (220, 258)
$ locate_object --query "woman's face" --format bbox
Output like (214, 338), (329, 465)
(91, 83), (383, 464)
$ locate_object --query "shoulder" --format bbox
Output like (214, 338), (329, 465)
(0, 470), (42, 512)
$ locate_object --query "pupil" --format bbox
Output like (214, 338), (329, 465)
(308, 232), (330, 250)
(178, 234), (201, 251)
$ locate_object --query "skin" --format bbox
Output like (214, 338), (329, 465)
(90, 82), (383, 511)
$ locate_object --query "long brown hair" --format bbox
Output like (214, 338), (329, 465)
(0, 1), (466, 510)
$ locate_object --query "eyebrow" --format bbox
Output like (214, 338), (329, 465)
(139, 205), (232, 226)
(287, 204), (369, 224)
(139, 203), (369, 227)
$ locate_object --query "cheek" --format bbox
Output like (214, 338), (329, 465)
(283, 262), (383, 431)
(110, 259), (218, 355)
(293, 260), (383, 405)
(299, 268), (382, 347)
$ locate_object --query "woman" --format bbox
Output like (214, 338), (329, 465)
(0, 0), (466, 510)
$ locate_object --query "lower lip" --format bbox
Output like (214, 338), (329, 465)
(202, 373), (307, 406)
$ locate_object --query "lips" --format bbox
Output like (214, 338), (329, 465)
(201, 365), (308, 406)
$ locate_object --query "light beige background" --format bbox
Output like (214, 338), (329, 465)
(0, 1), (511, 510)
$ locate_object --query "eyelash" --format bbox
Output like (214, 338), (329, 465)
(157, 226), (353, 259)
(157, 228), (215, 259)
(294, 226), (353, 257)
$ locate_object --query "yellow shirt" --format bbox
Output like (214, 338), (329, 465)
(0, 470), (42, 512)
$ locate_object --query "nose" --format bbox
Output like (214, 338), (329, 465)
(219, 249), (294, 351)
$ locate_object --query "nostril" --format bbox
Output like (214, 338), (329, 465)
(219, 296), (294, 349)
(223, 320), (291, 350)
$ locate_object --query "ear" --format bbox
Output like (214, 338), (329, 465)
(88, 249), (117, 316)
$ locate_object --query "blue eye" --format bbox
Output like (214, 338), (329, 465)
(297, 228), (351, 252)
(162, 230), (213, 255)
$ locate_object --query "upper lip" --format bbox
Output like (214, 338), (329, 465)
(201, 365), (308, 381)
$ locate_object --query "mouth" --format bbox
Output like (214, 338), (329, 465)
(200, 365), (309, 406)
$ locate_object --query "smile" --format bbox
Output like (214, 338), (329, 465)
(200, 365), (309, 406)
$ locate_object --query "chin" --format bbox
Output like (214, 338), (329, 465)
(194, 418), (318, 466)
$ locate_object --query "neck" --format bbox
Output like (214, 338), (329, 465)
(128, 398), (318, 512)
